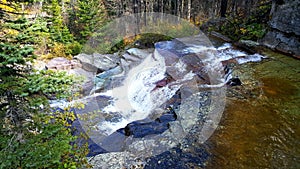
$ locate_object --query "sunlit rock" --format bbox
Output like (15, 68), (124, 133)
(74, 53), (120, 72)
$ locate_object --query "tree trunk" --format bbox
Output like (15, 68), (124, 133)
(244, 0), (249, 16)
(143, 0), (147, 26)
(177, 0), (180, 17)
(169, 0), (172, 14)
(187, 0), (191, 20)
(119, 0), (124, 16)
(161, 0), (164, 13)
(133, 0), (137, 13)
(181, 0), (184, 18)
(220, 0), (227, 17)
(231, 0), (236, 16)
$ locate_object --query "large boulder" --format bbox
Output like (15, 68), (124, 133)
(262, 0), (300, 57)
(46, 57), (81, 70)
(74, 53), (120, 72)
(126, 48), (153, 59)
(68, 68), (95, 96)
(269, 0), (300, 36)
(262, 30), (300, 57)
(33, 60), (47, 70)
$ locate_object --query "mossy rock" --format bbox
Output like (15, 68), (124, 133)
(133, 33), (173, 49)
(109, 33), (173, 53)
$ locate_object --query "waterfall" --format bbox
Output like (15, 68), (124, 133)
(50, 35), (266, 158)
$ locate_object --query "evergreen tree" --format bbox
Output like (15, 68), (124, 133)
(68, 0), (107, 43)
(0, 1), (89, 168)
(49, 0), (74, 43)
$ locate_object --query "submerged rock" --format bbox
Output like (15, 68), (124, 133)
(144, 146), (209, 169)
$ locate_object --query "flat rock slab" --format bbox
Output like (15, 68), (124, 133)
(74, 53), (120, 72)
(46, 57), (81, 70)
(126, 48), (153, 59)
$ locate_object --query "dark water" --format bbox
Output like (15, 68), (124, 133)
(206, 49), (300, 169)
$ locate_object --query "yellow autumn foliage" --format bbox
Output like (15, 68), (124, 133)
(0, 0), (15, 13)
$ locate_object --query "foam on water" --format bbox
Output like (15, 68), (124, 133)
(216, 43), (266, 64)
(96, 50), (192, 135)
(183, 45), (215, 54)
(50, 40), (266, 139)
(236, 53), (266, 64)
(217, 43), (231, 50)
(97, 118), (129, 135)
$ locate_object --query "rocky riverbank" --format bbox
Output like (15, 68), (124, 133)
(261, 0), (300, 58)
(201, 0), (300, 59)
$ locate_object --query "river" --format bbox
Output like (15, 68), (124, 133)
(205, 48), (300, 169)
(56, 35), (300, 168)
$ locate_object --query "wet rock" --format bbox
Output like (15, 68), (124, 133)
(145, 147), (209, 169)
(152, 76), (175, 91)
(223, 64), (234, 75)
(122, 53), (141, 62)
(234, 41), (257, 54)
(226, 76), (242, 86)
(74, 95), (112, 115)
(210, 31), (232, 42)
(114, 90), (180, 139)
(122, 120), (169, 138)
(239, 40), (260, 47)
(91, 66), (123, 94)
(120, 108), (177, 138)
(126, 48), (153, 59)
(155, 37), (211, 84)
(164, 90), (181, 110)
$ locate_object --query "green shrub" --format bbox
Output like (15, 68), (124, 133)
(0, 2), (90, 168)
(66, 41), (83, 56)
(0, 109), (89, 169)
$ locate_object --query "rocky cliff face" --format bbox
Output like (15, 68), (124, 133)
(262, 0), (300, 57)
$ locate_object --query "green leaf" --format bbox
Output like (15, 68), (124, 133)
(21, 92), (29, 97)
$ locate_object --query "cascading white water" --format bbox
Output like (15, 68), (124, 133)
(48, 36), (268, 167)
(97, 49), (196, 135)
(92, 41), (266, 136)
(50, 40), (266, 138)
(216, 43), (266, 64)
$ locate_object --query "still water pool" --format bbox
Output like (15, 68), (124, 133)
(206, 49), (300, 169)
